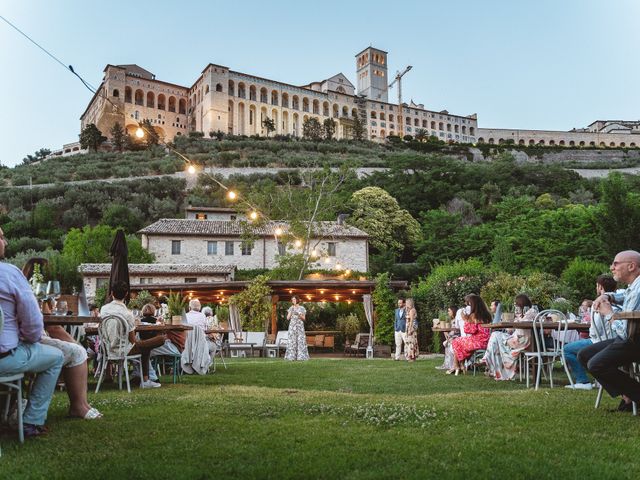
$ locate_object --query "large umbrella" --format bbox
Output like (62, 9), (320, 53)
(108, 229), (130, 302)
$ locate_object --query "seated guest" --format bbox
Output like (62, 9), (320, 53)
(482, 294), (536, 381)
(449, 294), (492, 375)
(100, 281), (166, 389)
(22, 258), (102, 419)
(186, 299), (217, 354)
(0, 230), (64, 437)
(490, 300), (502, 323)
(579, 250), (640, 412)
(436, 306), (458, 370)
(565, 276), (620, 390)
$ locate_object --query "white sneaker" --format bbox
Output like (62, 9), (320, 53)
(566, 382), (592, 390)
(573, 382), (593, 390)
(141, 379), (161, 389)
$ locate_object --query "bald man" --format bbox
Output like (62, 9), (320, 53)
(578, 250), (640, 413)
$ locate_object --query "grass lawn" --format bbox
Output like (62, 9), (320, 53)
(1, 357), (638, 479)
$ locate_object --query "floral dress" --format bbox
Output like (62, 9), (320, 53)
(482, 308), (535, 380)
(405, 308), (419, 361)
(451, 320), (490, 361)
(284, 305), (309, 361)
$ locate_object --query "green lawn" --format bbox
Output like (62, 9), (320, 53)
(1, 358), (638, 479)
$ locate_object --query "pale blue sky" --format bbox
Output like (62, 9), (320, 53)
(1, 0), (638, 166)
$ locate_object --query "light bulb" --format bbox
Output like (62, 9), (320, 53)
(227, 191), (237, 200)
(311, 249), (317, 257)
(135, 127), (144, 139)
(274, 227), (283, 236)
(335, 263), (342, 270)
(294, 239), (302, 248)
(187, 165), (196, 174)
(324, 257), (331, 264)
(249, 211), (258, 220)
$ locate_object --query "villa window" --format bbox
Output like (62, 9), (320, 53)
(207, 241), (217, 255)
(171, 240), (181, 255)
(241, 241), (254, 256)
(225, 241), (234, 255)
(327, 242), (336, 257)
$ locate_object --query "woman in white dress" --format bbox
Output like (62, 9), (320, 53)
(284, 296), (309, 361)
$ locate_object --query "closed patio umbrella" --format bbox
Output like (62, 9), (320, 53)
(108, 229), (130, 302)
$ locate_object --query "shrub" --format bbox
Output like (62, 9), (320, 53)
(337, 313), (361, 343)
(372, 273), (396, 346)
(561, 258), (609, 303)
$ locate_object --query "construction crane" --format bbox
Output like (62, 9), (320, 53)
(388, 65), (412, 137)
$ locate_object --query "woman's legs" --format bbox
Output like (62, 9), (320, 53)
(63, 363), (92, 417)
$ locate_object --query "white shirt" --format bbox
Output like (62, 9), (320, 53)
(185, 310), (208, 330)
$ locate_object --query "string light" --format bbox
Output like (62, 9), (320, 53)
(187, 164), (196, 174)
(294, 239), (302, 248)
(335, 263), (342, 270)
(249, 211), (258, 220)
(324, 257), (331, 264)
(274, 227), (283, 236)
(227, 191), (237, 200)
(135, 127), (145, 139)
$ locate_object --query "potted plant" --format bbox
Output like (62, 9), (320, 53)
(337, 313), (360, 344)
(166, 291), (187, 325)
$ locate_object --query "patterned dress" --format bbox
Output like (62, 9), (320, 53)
(451, 321), (490, 361)
(284, 305), (309, 361)
(482, 308), (535, 380)
(405, 308), (419, 361)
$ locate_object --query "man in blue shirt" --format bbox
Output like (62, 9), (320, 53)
(0, 227), (64, 437)
(578, 250), (640, 412)
(393, 299), (406, 361)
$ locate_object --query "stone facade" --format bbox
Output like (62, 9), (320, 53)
(78, 263), (234, 301)
(80, 47), (477, 144)
(476, 127), (639, 148)
(139, 219), (369, 273)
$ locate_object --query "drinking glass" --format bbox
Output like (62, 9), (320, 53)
(46, 281), (61, 300)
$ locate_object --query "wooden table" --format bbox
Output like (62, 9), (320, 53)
(481, 321), (590, 331)
(43, 315), (97, 326)
(613, 311), (640, 338)
(84, 324), (193, 336)
(431, 327), (460, 333)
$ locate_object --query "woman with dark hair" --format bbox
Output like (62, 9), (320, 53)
(284, 295), (309, 361)
(482, 293), (537, 381)
(449, 294), (492, 375)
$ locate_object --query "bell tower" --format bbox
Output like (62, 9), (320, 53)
(355, 47), (388, 102)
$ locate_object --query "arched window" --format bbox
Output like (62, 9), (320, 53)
(342, 106), (348, 117)
(113, 89), (120, 98)
(370, 111), (377, 119)
(292, 95), (299, 110)
(469, 127), (475, 136)
(271, 90), (278, 106)
(454, 125), (459, 133)
(323, 101), (329, 117)
(380, 113), (386, 121)
(125, 87), (132, 103)
(538, 140), (545, 145)
(431, 121), (436, 129)
(302, 98), (309, 112)
(446, 123), (451, 132)
(260, 87), (268, 103)
(389, 114), (394, 122)
(336, 86), (346, 93)
(282, 93), (289, 108)
(549, 140), (555, 146)
(438, 122), (444, 130)
(498, 138), (505, 144)
(488, 138), (495, 144)
(238, 82), (246, 98)
(405, 117), (411, 125)
(609, 142), (615, 147)
(179, 98), (186, 115)
(249, 85), (256, 101)
(559, 140), (565, 146)
(620, 142), (626, 147)
(205, 85), (210, 94)
(477, 138), (485, 143)
(168, 96), (176, 113)
(332, 104), (339, 118)
(414, 118), (419, 127)
(134, 89), (144, 106)
(228, 80), (235, 96)
(146, 91), (155, 108)
(157, 94), (166, 110)
(351, 108), (357, 118)
(569, 140), (575, 146)
(461, 126), (466, 134)
(422, 120), (428, 128)
(312, 99), (319, 115)
(518, 139), (525, 145)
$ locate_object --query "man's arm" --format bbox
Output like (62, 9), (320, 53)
(14, 270), (43, 343)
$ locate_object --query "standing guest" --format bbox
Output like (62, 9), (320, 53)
(579, 250), (640, 412)
(564, 276), (619, 390)
(284, 295), (309, 361)
(482, 294), (536, 381)
(449, 294), (492, 375)
(0, 229), (64, 437)
(100, 281), (166, 388)
(404, 298), (419, 362)
(393, 299), (406, 361)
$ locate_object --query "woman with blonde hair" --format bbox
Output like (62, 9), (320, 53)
(404, 298), (419, 362)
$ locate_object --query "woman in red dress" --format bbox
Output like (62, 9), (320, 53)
(449, 294), (492, 375)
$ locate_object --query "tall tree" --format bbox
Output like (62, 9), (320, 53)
(79, 123), (107, 152)
(323, 118), (336, 140)
(348, 186), (422, 258)
(262, 117), (276, 137)
(351, 111), (366, 141)
(302, 117), (323, 141)
(110, 122), (126, 151)
(139, 119), (160, 147)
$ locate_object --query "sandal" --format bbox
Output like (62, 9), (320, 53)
(83, 407), (103, 419)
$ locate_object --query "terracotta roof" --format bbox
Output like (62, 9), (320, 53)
(138, 219), (369, 239)
(79, 263), (235, 275)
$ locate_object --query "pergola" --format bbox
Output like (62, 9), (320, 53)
(131, 279), (408, 334)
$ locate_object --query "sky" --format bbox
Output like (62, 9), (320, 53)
(1, 0), (639, 166)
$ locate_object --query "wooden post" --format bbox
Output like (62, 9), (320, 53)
(271, 295), (279, 334)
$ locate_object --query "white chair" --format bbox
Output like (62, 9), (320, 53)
(265, 331), (288, 358)
(95, 315), (142, 393)
(524, 310), (567, 390)
(0, 306), (24, 447)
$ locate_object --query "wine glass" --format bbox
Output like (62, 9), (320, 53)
(34, 282), (46, 299)
(46, 281), (61, 300)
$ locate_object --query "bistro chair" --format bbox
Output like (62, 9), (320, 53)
(0, 306), (25, 448)
(95, 315), (142, 393)
(524, 310), (567, 390)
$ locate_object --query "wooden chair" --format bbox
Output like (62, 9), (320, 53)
(0, 306), (24, 447)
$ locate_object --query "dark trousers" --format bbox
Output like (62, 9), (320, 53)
(577, 338), (640, 401)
